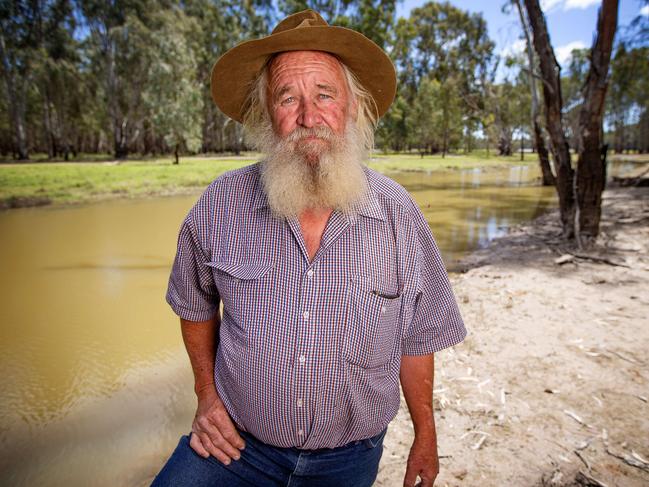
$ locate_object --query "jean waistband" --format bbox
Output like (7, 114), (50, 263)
(238, 427), (388, 453)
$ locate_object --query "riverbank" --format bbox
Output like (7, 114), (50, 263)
(378, 186), (649, 486)
(0, 152), (532, 209)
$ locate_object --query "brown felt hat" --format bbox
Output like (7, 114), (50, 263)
(210, 9), (396, 123)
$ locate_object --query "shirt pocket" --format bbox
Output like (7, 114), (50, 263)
(205, 261), (273, 334)
(343, 275), (402, 369)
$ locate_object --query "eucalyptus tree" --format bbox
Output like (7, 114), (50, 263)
(408, 77), (440, 156)
(277, 1), (396, 50)
(524, 0), (619, 243)
(510, 0), (554, 184)
(0, 0), (38, 159)
(30, 0), (82, 160)
(487, 79), (527, 157)
(78, 0), (164, 159)
(142, 8), (202, 164)
(406, 2), (494, 155)
(376, 93), (407, 152)
(561, 48), (589, 152)
(181, 0), (273, 154)
(607, 45), (649, 153)
(278, 0), (352, 24)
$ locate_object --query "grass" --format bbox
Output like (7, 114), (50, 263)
(0, 151), (538, 209)
(368, 151), (529, 173)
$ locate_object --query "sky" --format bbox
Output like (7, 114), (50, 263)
(396, 0), (647, 78)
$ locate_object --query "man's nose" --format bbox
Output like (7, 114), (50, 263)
(297, 100), (322, 128)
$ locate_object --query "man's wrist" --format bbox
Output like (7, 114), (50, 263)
(413, 424), (437, 442)
(195, 382), (218, 399)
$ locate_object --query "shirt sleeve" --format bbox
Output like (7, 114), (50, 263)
(401, 206), (467, 355)
(166, 212), (219, 321)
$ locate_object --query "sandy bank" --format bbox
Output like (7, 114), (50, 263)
(377, 186), (649, 486)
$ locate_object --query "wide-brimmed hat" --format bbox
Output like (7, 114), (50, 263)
(210, 9), (396, 123)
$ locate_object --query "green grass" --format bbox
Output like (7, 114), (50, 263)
(368, 151), (530, 173)
(0, 151), (537, 209)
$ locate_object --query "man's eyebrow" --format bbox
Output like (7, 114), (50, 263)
(273, 85), (293, 101)
(317, 84), (338, 94)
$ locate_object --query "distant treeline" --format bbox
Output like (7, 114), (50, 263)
(1, 0), (647, 161)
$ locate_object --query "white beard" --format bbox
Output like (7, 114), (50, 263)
(250, 122), (369, 219)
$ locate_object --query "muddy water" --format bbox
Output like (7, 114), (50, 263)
(0, 164), (556, 486)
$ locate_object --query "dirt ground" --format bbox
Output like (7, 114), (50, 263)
(377, 186), (649, 487)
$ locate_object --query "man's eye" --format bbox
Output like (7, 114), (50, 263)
(281, 97), (295, 105)
(318, 94), (332, 100)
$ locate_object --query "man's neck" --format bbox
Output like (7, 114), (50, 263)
(298, 207), (333, 262)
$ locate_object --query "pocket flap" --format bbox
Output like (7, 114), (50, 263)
(206, 261), (272, 280)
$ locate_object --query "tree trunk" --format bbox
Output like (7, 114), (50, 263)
(0, 31), (29, 160)
(520, 132), (524, 161)
(515, 0), (555, 186)
(534, 120), (555, 185)
(498, 129), (512, 156)
(524, 0), (575, 238)
(575, 0), (618, 244)
(106, 38), (128, 160)
(174, 143), (179, 165)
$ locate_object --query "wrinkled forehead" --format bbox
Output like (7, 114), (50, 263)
(266, 51), (347, 90)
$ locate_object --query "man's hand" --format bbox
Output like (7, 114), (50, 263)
(403, 434), (439, 487)
(180, 316), (244, 464)
(189, 386), (246, 465)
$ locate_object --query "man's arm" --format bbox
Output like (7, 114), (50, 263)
(180, 316), (245, 464)
(400, 353), (438, 487)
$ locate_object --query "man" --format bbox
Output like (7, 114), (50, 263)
(153, 9), (466, 487)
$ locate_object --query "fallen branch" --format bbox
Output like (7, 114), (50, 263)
(566, 252), (630, 268)
(575, 470), (608, 487)
(606, 349), (644, 365)
(575, 450), (591, 470)
(606, 447), (649, 473)
(564, 410), (591, 428)
(471, 434), (488, 450)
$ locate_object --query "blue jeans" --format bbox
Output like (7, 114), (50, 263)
(151, 428), (386, 487)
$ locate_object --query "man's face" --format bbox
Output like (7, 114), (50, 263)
(267, 51), (350, 155)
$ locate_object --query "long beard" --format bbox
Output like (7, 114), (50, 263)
(251, 121), (369, 219)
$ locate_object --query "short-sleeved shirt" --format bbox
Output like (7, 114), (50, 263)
(167, 164), (466, 449)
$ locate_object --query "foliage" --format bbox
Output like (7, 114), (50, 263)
(0, 0), (645, 160)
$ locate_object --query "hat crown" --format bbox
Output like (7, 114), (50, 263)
(271, 9), (328, 35)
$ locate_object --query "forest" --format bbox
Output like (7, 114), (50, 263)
(0, 0), (647, 162)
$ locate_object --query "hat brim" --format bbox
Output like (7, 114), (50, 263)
(211, 26), (396, 123)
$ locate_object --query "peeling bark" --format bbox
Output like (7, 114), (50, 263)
(515, 0), (555, 186)
(524, 0), (575, 238)
(575, 0), (618, 243)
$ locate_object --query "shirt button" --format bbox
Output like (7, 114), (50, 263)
(298, 429), (304, 436)
(307, 269), (314, 278)
(298, 355), (306, 364)
(297, 398), (303, 407)
(381, 306), (386, 314)
(303, 310), (309, 320)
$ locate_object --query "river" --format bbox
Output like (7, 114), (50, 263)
(0, 163), (557, 486)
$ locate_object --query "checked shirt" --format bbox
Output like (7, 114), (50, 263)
(166, 164), (466, 450)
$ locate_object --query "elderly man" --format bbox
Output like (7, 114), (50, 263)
(152, 9), (466, 487)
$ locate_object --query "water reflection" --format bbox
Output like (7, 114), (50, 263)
(0, 162), (557, 486)
(397, 165), (556, 266)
